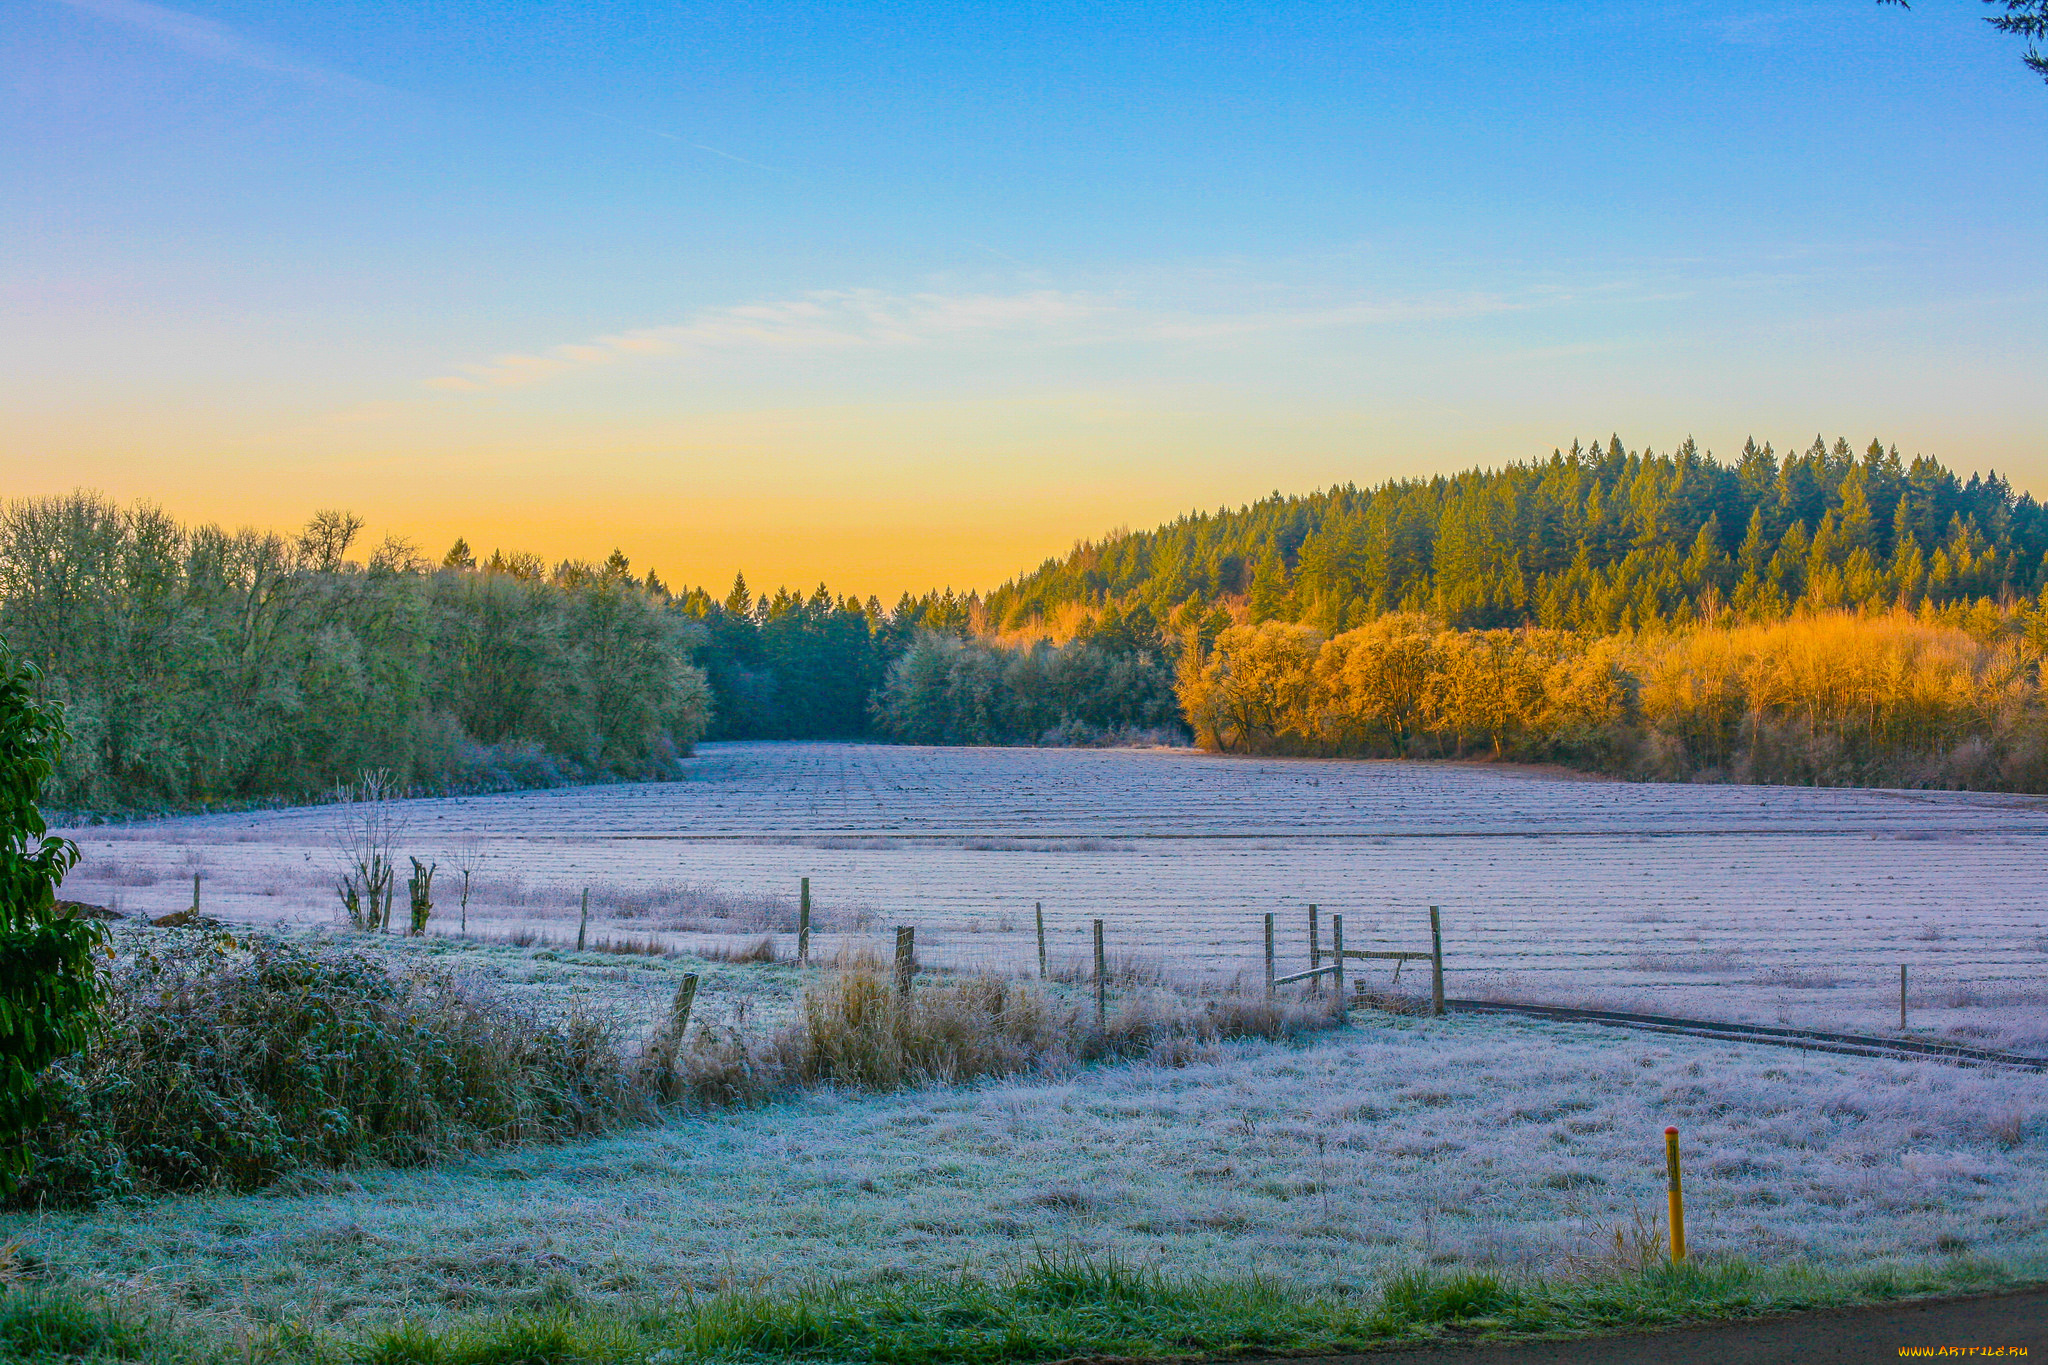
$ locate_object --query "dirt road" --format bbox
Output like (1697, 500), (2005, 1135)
(1298, 1286), (2045, 1363)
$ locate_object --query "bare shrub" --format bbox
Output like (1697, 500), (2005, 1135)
(334, 771), (404, 932)
(448, 835), (485, 933)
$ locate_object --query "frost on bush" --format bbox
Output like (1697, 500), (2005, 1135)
(669, 960), (1350, 1105)
(12, 930), (651, 1206)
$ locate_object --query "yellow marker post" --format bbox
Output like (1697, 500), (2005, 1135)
(1664, 1125), (1686, 1264)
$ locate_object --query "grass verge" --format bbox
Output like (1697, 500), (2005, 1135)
(1, 1252), (2029, 1364)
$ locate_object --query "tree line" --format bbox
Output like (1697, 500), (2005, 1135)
(986, 435), (2048, 639)
(0, 497), (718, 809)
(1, 494), (1173, 811)
(1179, 607), (2048, 789)
(16, 436), (2048, 807)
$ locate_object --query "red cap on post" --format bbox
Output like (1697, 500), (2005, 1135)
(1665, 1125), (1678, 1136)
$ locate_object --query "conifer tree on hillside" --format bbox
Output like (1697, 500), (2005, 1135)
(983, 437), (2048, 637)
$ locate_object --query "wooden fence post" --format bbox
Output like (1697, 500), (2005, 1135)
(1036, 902), (1048, 981)
(895, 926), (915, 995)
(650, 973), (700, 1081)
(1332, 914), (1345, 1003)
(1900, 963), (1908, 1030)
(191, 873), (200, 915)
(1307, 905), (1321, 997)
(577, 887), (589, 952)
(1093, 919), (1106, 1030)
(1264, 912), (1275, 1000)
(799, 877), (811, 965)
(672, 972), (699, 1042)
(1429, 905), (1444, 1017)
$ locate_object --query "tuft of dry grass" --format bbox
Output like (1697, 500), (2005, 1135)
(780, 966), (1068, 1090)
(697, 936), (781, 965)
(1984, 1108), (2027, 1148)
(1559, 1205), (1667, 1281)
(582, 934), (673, 957)
(666, 960), (1349, 1105)
(1355, 989), (1436, 1016)
(1047, 953), (1167, 989)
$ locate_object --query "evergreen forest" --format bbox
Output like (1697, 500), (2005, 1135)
(16, 434), (2048, 808)
(986, 435), (2048, 635)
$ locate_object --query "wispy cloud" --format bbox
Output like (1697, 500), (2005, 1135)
(48, 0), (389, 96)
(425, 289), (1109, 391)
(422, 277), (1557, 393)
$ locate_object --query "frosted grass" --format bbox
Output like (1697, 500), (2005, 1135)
(60, 742), (2048, 1049)
(8, 1013), (2042, 1331)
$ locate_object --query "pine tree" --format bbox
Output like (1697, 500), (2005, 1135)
(1248, 555), (1292, 623)
(724, 572), (752, 617)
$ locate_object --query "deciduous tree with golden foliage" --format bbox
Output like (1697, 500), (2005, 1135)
(1178, 607), (2048, 790)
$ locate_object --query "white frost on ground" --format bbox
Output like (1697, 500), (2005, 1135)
(59, 743), (2048, 1049)
(10, 1013), (2044, 1327)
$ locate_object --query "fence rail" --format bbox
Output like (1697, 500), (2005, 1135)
(1265, 905), (1445, 1014)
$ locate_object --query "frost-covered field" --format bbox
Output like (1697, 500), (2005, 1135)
(28, 751), (2048, 1329)
(11, 1011), (2045, 1329)
(63, 743), (2048, 1050)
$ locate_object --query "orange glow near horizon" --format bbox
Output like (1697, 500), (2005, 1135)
(14, 383), (2048, 600)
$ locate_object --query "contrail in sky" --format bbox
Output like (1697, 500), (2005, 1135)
(572, 105), (792, 176)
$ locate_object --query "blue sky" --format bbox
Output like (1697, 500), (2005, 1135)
(4, 0), (2044, 593)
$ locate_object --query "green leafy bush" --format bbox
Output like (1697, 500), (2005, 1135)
(0, 649), (103, 1187)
